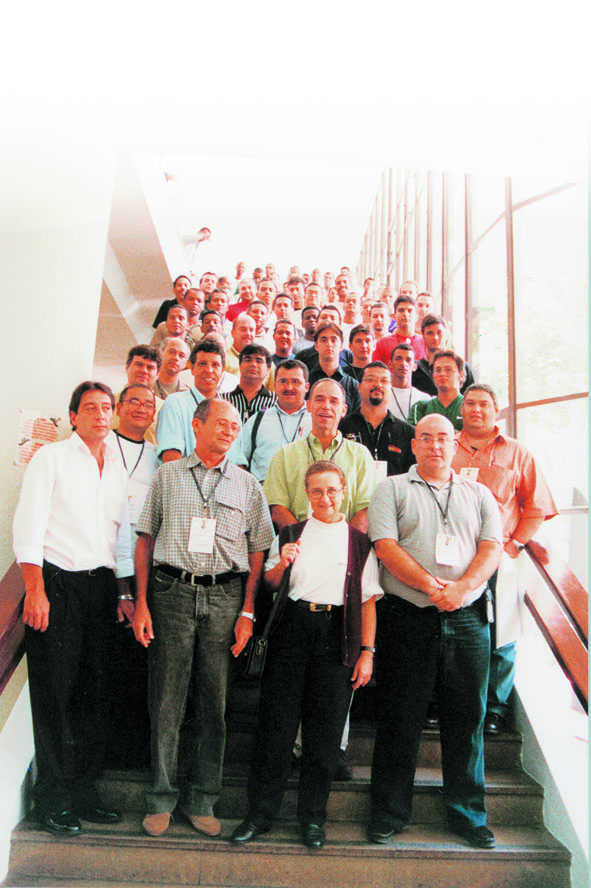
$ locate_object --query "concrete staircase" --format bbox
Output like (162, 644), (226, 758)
(4, 681), (571, 888)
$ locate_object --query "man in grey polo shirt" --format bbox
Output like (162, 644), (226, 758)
(367, 414), (501, 849)
(133, 398), (274, 839)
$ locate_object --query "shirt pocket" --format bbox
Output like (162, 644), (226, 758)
(215, 486), (247, 542)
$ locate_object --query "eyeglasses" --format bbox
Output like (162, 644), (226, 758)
(121, 398), (155, 410)
(307, 486), (344, 499)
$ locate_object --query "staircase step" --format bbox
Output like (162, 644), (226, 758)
(6, 815), (571, 888)
(226, 720), (524, 770)
(96, 766), (543, 826)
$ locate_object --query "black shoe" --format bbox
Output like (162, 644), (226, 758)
(450, 821), (496, 848)
(424, 704), (439, 727)
(229, 819), (269, 845)
(367, 818), (403, 844)
(74, 806), (122, 824)
(334, 749), (353, 781)
(38, 810), (82, 836)
(484, 712), (505, 734)
(301, 822), (325, 849)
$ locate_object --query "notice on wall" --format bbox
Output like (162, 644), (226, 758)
(15, 410), (61, 466)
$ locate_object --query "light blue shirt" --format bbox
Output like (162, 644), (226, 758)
(228, 404), (312, 482)
(155, 386), (204, 458)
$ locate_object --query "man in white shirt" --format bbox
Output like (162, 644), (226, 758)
(12, 382), (134, 837)
(387, 344), (427, 421)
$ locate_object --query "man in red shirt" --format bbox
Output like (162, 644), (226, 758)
(373, 296), (427, 364)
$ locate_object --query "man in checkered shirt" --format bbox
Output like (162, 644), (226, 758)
(133, 398), (274, 839)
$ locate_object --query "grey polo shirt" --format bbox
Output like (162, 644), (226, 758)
(137, 451), (275, 576)
(368, 465), (502, 607)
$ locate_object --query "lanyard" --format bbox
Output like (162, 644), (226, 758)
(190, 463), (226, 508)
(189, 388), (200, 407)
(423, 474), (454, 529)
(363, 417), (386, 460)
(391, 387), (411, 419)
(306, 433), (344, 464)
(114, 432), (145, 480)
(276, 408), (305, 444)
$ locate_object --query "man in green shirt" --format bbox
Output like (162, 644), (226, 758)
(264, 378), (377, 533)
(408, 350), (465, 431)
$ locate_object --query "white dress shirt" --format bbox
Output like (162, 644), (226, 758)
(13, 432), (133, 577)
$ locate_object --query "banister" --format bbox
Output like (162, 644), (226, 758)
(0, 562), (26, 695)
(525, 540), (588, 712)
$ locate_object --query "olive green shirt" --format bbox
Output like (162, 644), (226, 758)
(263, 432), (377, 522)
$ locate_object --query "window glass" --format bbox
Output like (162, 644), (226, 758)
(513, 181), (588, 402)
(471, 218), (509, 407)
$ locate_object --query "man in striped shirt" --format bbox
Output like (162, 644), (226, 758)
(222, 344), (276, 424)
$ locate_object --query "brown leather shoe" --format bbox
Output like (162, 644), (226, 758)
(179, 807), (221, 836)
(142, 812), (171, 837)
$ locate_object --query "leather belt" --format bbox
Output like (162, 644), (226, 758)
(157, 565), (243, 588)
(293, 600), (342, 612)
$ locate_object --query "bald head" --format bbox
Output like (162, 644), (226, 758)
(411, 414), (457, 481)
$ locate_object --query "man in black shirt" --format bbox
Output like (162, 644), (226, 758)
(340, 361), (415, 479)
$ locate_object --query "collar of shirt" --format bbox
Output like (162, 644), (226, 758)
(72, 430), (119, 463)
(308, 430), (343, 454)
(275, 404), (307, 418)
(408, 463), (458, 490)
(456, 426), (506, 453)
(186, 450), (228, 473)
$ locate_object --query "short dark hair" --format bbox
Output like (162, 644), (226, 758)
(369, 301), (389, 315)
(192, 397), (226, 423)
(349, 324), (372, 344)
(360, 361), (389, 380)
(421, 313), (446, 334)
(167, 304), (188, 319)
(390, 342), (415, 361)
(301, 305), (320, 321)
(314, 321), (343, 343)
(274, 358), (309, 382)
(394, 295), (417, 310)
(119, 383), (156, 404)
(239, 343), (272, 367)
(173, 275), (191, 287)
(69, 381), (115, 428)
(273, 292), (293, 306)
(287, 276), (305, 287)
(199, 271), (216, 283)
(318, 304), (342, 323)
(126, 345), (162, 370)
(247, 300), (268, 312)
(189, 339), (226, 367)
(432, 349), (465, 379)
(463, 383), (499, 410)
(274, 319), (296, 333)
(200, 308), (223, 322)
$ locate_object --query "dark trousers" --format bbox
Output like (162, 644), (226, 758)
(247, 600), (353, 828)
(25, 562), (117, 816)
(371, 594), (490, 830)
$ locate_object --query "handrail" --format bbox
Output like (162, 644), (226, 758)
(524, 540), (588, 712)
(0, 562), (26, 695)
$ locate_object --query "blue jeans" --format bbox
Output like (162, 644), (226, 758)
(146, 569), (243, 815)
(371, 594), (490, 830)
(487, 570), (516, 717)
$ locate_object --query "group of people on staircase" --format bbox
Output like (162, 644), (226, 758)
(12, 261), (557, 853)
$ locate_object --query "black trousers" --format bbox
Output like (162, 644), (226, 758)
(25, 562), (118, 815)
(246, 600), (353, 828)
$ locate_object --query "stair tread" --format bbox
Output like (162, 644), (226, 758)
(99, 766), (542, 793)
(11, 814), (569, 858)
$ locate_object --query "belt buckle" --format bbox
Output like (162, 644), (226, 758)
(310, 603), (330, 612)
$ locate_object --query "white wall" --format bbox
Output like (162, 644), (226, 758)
(0, 139), (117, 577)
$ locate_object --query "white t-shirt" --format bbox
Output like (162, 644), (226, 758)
(265, 515), (382, 605)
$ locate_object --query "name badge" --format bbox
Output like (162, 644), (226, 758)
(460, 467), (479, 480)
(375, 460), (388, 482)
(188, 517), (216, 553)
(436, 532), (460, 566)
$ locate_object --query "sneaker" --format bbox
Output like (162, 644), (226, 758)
(334, 749), (353, 781)
(142, 812), (171, 836)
